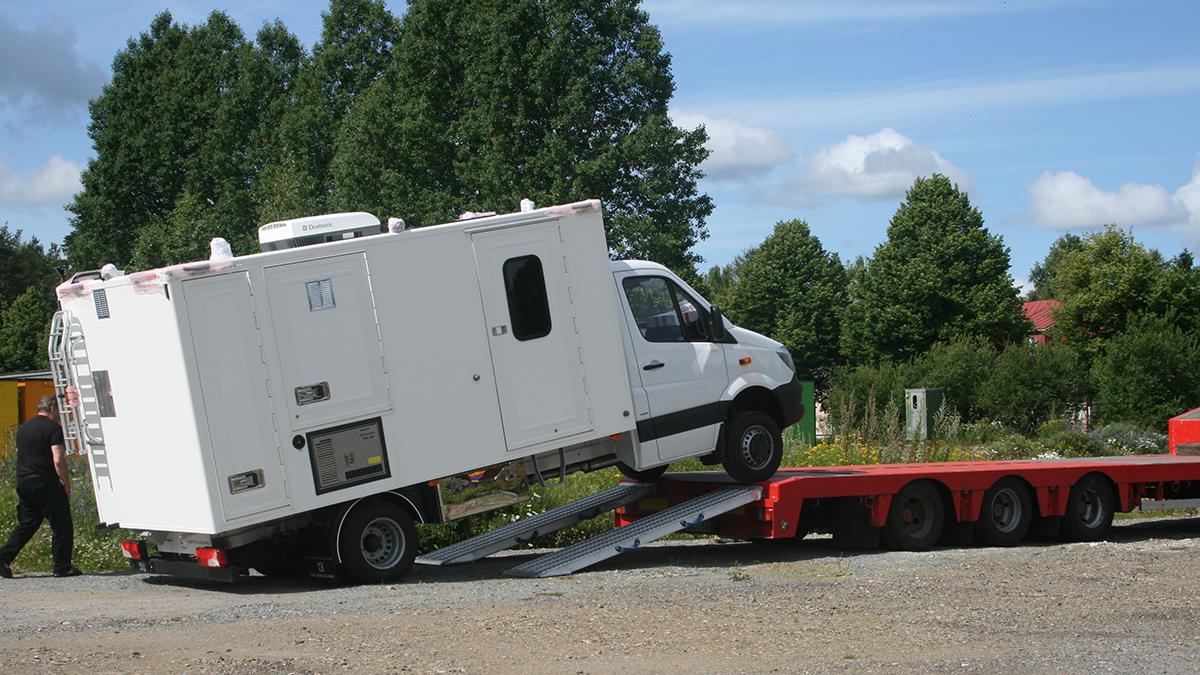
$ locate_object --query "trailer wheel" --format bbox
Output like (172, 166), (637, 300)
(1062, 474), (1114, 542)
(616, 461), (669, 482)
(337, 499), (418, 583)
(974, 478), (1032, 547)
(882, 481), (944, 551)
(721, 411), (783, 483)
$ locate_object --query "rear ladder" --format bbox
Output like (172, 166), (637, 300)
(48, 311), (84, 455)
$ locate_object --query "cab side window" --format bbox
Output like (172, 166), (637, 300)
(622, 276), (711, 343)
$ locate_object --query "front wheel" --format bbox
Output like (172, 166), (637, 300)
(721, 411), (783, 483)
(337, 499), (418, 584)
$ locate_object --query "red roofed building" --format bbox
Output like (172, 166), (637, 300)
(1022, 299), (1061, 345)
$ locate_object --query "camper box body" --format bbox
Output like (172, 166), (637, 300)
(58, 200), (636, 535)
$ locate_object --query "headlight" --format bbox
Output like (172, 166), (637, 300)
(776, 347), (795, 373)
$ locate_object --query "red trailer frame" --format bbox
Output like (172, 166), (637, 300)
(616, 455), (1200, 548)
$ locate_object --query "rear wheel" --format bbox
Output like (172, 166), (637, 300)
(1062, 474), (1114, 542)
(974, 477), (1033, 547)
(721, 411), (783, 483)
(616, 461), (669, 482)
(882, 481), (944, 551)
(337, 499), (418, 584)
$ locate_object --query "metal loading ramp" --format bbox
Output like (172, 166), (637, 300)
(415, 483), (656, 566)
(505, 485), (762, 578)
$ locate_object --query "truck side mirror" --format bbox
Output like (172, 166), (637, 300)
(709, 305), (727, 342)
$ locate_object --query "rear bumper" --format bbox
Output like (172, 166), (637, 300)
(774, 374), (805, 429)
(130, 557), (246, 583)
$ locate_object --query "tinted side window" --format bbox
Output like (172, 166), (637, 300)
(502, 255), (552, 341)
(673, 286), (710, 342)
(623, 277), (685, 342)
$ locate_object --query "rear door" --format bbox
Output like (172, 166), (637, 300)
(615, 272), (728, 462)
(472, 223), (592, 451)
(183, 273), (290, 520)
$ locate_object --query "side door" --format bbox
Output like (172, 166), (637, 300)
(183, 273), (291, 520)
(615, 272), (729, 462)
(472, 223), (593, 451)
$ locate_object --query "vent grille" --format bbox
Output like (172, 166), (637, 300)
(93, 289), (110, 319)
(313, 437), (338, 487)
(305, 279), (335, 311)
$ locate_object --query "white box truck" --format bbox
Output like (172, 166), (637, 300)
(51, 199), (803, 582)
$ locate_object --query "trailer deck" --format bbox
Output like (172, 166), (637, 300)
(418, 454), (1200, 577)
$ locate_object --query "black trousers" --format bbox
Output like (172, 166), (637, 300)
(0, 478), (74, 572)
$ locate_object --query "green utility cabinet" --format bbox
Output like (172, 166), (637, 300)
(797, 379), (816, 447)
(905, 387), (944, 440)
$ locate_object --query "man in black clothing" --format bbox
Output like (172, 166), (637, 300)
(0, 395), (80, 578)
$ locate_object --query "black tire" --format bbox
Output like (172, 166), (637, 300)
(882, 481), (945, 551)
(721, 410), (783, 483)
(616, 461), (669, 482)
(974, 477), (1033, 547)
(1061, 474), (1114, 542)
(337, 499), (418, 584)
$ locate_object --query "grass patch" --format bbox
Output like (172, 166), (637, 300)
(0, 444), (127, 574)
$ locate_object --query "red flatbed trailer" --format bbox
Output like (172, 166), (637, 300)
(615, 455), (1200, 550)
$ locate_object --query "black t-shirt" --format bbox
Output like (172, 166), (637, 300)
(15, 415), (66, 482)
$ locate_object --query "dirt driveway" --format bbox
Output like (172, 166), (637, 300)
(1, 517), (1198, 673)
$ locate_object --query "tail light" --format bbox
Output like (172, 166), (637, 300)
(120, 540), (146, 560)
(196, 547), (228, 568)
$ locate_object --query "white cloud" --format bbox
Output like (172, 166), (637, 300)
(794, 128), (972, 201)
(1028, 169), (1195, 229)
(0, 155), (84, 207)
(1176, 162), (1200, 226)
(671, 110), (795, 182)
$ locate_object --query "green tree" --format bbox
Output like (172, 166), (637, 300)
(1048, 227), (1187, 358)
(1092, 314), (1200, 431)
(0, 226), (63, 306)
(841, 174), (1029, 363)
(1027, 232), (1084, 301)
(333, 0), (712, 274)
(0, 288), (56, 372)
(977, 343), (1089, 434)
(720, 219), (847, 384)
(274, 0), (399, 214)
(908, 336), (997, 421)
(66, 12), (304, 270)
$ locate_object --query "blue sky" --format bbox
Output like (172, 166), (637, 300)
(2, 0), (1199, 290)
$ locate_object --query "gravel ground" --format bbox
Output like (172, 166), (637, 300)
(1, 517), (1199, 674)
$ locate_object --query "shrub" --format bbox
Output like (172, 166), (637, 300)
(828, 360), (911, 437)
(977, 343), (1088, 434)
(1093, 314), (1200, 431)
(908, 336), (997, 421)
(1088, 423), (1167, 455)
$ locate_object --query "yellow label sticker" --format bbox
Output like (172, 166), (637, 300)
(367, 456), (382, 465)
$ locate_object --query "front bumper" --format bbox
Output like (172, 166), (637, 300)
(773, 374), (805, 429)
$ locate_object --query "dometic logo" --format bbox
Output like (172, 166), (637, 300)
(301, 221), (337, 233)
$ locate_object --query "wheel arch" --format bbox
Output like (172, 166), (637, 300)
(727, 385), (784, 429)
(332, 491), (424, 564)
